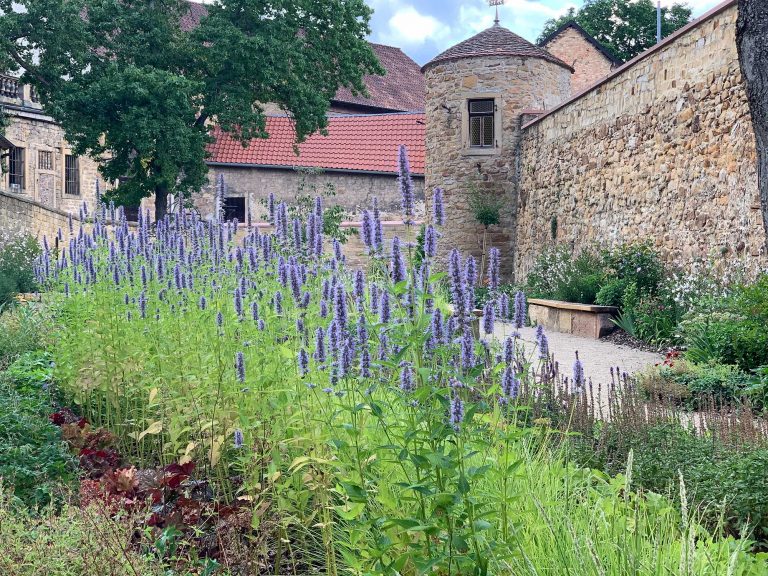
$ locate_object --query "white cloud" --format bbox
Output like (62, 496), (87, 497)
(380, 4), (452, 47)
(449, 0), (571, 45)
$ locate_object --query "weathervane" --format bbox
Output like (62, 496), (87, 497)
(488, 0), (504, 26)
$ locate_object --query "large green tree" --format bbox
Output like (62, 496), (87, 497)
(538, 0), (692, 63)
(0, 0), (383, 220)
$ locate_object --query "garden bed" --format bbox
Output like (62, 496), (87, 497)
(528, 298), (618, 339)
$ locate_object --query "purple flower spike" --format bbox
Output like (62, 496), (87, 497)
(501, 366), (519, 399)
(504, 336), (514, 365)
(465, 256), (477, 288)
(424, 225), (437, 259)
(372, 197), (383, 252)
(298, 348), (309, 376)
(430, 308), (443, 344)
(461, 329), (474, 370)
(483, 301), (495, 335)
(449, 394), (464, 432)
(513, 291), (527, 328)
(380, 290), (391, 324)
(500, 293), (510, 319)
(536, 325), (549, 360)
(354, 269), (365, 302)
(268, 192), (275, 224)
(391, 237), (406, 284)
(274, 291), (283, 314)
(234, 429), (244, 449)
(235, 351), (246, 383)
(573, 351), (585, 389)
(399, 362), (415, 393)
(216, 311), (224, 328)
(398, 145), (415, 225)
(314, 327), (327, 364)
(359, 348), (371, 378)
(433, 187), (445, 226)
(361, 210), (373, 250)
(488, 248), (500, 291)
(251, 301), (259, 321)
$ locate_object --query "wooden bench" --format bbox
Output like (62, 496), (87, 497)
(528, 298), (618, 339)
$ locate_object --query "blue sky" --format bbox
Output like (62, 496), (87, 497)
(365, 0), (724, 64)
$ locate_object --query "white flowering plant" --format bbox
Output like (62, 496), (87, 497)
(0, 228), (40, 304)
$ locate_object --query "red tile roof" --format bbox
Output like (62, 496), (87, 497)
(182, 2), (424, 112)
(207, 113), (426, 175)
(423, 24), (572, 72)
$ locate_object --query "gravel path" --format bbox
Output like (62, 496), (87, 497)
(491, 322), (663, 386)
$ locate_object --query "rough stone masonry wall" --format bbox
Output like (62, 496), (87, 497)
(517, 2), (765, 281)
(424, 55), (571, 279)
(542, 27), (616, 95)
(196, 165), (425, 221)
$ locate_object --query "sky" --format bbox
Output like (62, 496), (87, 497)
(365, 0), (725, 64)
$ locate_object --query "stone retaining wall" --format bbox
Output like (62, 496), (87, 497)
(516, 1), (766, 280)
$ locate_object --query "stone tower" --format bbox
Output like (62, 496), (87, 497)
(422, 23), (572, 280)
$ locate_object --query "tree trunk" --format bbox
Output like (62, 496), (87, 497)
(737, 0), (768, 252)
(155, 183), (169, 223)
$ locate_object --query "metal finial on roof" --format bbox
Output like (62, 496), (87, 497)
(489, 0), (504, 26)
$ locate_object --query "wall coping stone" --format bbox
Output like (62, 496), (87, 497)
(521, 0), (738, 130)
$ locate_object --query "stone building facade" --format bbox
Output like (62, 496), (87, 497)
(515, 0), (763, 278)
(539, 22), (621, 95)
(0, 78), (103, 215)
(423, 0), (765, 281)
(422, 25), (572, 277)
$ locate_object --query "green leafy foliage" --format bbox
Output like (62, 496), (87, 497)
(526, 244), (605, 304)
(0, 304), (47, 370)
(569, 422), (768, 544)
(0, 0), (383, 220)
(468, 187), (503, 228)
(641, 359), (758, 409)
(538, 0), (692, 62)
(0, 233), (40, 305)
(680, 275), (768, 371)
(0, 352), (75, 509)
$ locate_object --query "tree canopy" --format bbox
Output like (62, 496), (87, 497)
(0, 0), (383, 220)
(538, 0), (692, 63)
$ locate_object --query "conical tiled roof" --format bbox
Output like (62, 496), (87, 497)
(422, 24), (572, 71)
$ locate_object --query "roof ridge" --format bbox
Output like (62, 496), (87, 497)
(538, 21), (623, 66)
(422, 24), (573, 72)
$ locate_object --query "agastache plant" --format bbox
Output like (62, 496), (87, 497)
(398, 145), (415, 225)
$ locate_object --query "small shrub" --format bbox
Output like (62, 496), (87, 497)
(601, 241), (664, 295)
(0, 232), (40, 305)
(526, 245), (604, 304)
(640, 360), (756, 409)
(595, 277), (628, 307)
(0, 354), (75, 508)
(0, 305), (47, 370)
(568, 422), (768, 544)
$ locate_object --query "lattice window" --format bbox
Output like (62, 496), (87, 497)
(38, 150), (53, 171)
(468, 99), (495, 148)
(65, 154), (80, 196)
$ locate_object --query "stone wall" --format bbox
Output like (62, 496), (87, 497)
(0, 190), (133, 252)
(196, 165), (424, 221)
(424, 54), (571, 278)
(516, 1), (765, 280)
(3, 111), (103, 215)
(542, 26), (616, 95)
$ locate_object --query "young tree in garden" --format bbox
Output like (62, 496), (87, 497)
(737, 0), (768, 250)
(538, 0), (691, 63)
(0, 0), (383, 221)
